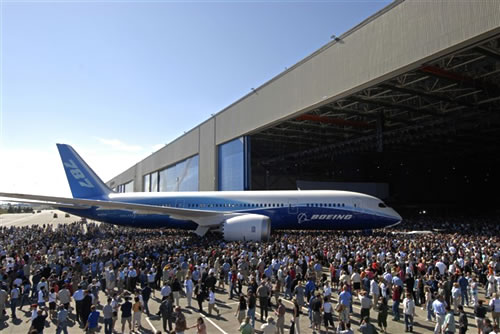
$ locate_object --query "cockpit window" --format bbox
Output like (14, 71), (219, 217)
(378, 203), (387, 208)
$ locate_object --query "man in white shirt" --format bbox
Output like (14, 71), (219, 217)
(260, 316), (277, 334)
(351, 270), (361, 293)
(358, 291), (372, 321)
(208, 288), (220, 316)
(38, 286), (47, 307)
(435, 260), (446, 277)
(73, 286), (85, 325)
(323, 282), (332, 298)
(490, 293), (500, 328)
(184, 276), (193, 308)
(370, 277), (380, 308)
(27, 304), (38, 323)
(161, 283), (171, 301)
(403, 293), (416, 332)
(322, 296), (334, 331)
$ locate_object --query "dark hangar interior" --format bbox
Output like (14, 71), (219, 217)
(250, 35), (500, 215)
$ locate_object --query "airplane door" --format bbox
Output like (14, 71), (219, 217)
(175, 200), (184, 208)
(353, 199), (362, 211)
(288, 199), (298, 214)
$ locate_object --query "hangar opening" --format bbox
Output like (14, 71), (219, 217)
(248, 35), (500, 214)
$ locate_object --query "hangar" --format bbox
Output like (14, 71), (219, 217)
(107, 0), (500, 214)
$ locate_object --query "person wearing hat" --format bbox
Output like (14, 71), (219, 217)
(26, 304), (38, 324)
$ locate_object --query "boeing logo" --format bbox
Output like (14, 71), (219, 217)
(297, 213), (353, 224)
(297, 213), (309, 224)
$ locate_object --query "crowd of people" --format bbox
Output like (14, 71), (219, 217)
(0, 214), (498, 334)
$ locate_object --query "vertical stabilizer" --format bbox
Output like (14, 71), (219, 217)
(56, 144), (112, 199)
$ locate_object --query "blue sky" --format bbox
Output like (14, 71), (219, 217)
(0, 0), (391, 196)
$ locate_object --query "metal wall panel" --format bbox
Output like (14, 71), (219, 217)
(199, 119), (216, 191)
(215, 1), (500, 144)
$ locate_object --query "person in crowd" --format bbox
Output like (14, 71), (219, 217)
(490, 293), (500, 328)
(359, 317), (377, 334)
(403, 292), (416, 333)
(433, 294), (447, 334)
(274, 298), (286, 334)
(257, 280), (270, 321)
(247, 290), (257, 328)
(132, 295), (143, 331)
(189, 316), (207, 334)
(378, 297), (389, 334)
(208, 287), (220, 316)
(120, 296), (132, 334)
(359, 290), (373, 321)
(474, 300), (487, 334)
(102, 298), (113, 334)
(260, 316), (277, 334)
(30, 306), (48, 334)
(239, 316), (254, 334)
(442, 305), (456, 334)
(235, 295), (247, 324)
(173, 306), (187, 334)
(55, 304), (69, 334)
(458, 305), (468, 334)
(84, 304), (100, 333)
(159, 295), (174, 333)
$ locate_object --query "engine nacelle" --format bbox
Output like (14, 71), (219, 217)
(222, 214), (271, 242)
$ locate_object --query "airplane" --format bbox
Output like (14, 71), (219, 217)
(0, 144), (402, 241)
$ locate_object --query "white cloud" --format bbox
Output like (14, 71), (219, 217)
(96, 138), (143, 152)
(0, 144), (150, 198)
(0, 146), (71, 197)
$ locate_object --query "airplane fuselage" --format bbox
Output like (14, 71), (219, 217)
(59, 190), (401, 230)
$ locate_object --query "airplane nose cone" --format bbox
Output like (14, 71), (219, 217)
(391, 208), (402, 224)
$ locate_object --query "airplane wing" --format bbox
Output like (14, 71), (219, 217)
(0, 192), (239, 226)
